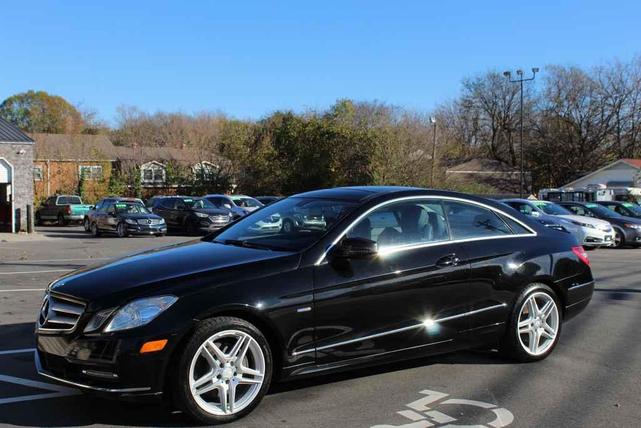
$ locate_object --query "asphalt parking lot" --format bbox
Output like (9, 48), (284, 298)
(1, 226), (640, 427)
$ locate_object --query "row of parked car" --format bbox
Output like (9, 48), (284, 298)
(501, 198), (641, 249)
(36, 192), (641, 247)
(35, 193), (284, 237)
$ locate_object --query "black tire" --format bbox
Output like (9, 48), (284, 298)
(57, 213), (68, 226)
(584, 246), (597, 251)
(501, 283), (562, 362)
(83, 217), (90, 232)
(155, 233), (165, 237)
(173, 316), (273, 424)
(91, 222), (101, 237)
(116, 222), (128, 238)
(282, 219), (294, 233)
(614, 228), (625, 248)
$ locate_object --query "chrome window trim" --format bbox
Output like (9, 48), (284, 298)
(292, 303), (507, 356)
(316, 195), (537, 265)
(568, 280), (594, 291)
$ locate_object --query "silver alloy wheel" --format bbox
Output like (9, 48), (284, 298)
(117, 222), (126, 237)
(517, 291), (559, 356)
(189, 329), (265, 416)
(83, 218), (90, 231)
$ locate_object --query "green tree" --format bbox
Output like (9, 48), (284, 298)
(0, 90), (85, 133)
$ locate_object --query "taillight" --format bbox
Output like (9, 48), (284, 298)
(65, 206), (72, 215)
(571, 246), (590, 266)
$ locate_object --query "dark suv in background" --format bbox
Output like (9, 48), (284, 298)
(148, 196), (232, 234)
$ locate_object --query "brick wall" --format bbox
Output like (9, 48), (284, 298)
(0, 143), (35, 232)
(33, 160), (112, 204)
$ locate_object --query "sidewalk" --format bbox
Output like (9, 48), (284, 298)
(0, 232), (49, 243)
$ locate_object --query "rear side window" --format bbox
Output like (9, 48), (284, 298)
(444, 201), (512, 239)
(498, 213), (533, 235)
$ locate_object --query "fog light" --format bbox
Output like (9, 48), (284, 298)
(140, 339), (168, 354)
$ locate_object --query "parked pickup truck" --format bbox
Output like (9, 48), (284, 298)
(36, 195), (93, 226)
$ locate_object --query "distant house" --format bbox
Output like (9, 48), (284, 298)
(31, 133), (228, 201)
(445, 158), (531, 196)
(561, 159), (641, 189)
(0, 118), (35, 233)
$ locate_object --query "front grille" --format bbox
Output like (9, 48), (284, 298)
(38, 293), (85, 333)
(209, 215), (229, 223)
(136, 218), (162, 225)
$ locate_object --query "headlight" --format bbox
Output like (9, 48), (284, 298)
(195, 212), (209, 218)
(624, 223), (641, 229)
(125, 219), (137, 225)
(571, 220), (595, 229)
(104, 295), (177, 332)
(158, 218), (165, 223)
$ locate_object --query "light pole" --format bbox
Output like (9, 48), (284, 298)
(503, 67), (538, 198)
(430, 116), (437, 188)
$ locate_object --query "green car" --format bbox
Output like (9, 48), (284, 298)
(36, 195), (93, 226)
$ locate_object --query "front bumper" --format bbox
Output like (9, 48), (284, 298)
(35, 328), (180, 398)
(622, 228), (641, 245)
(125, 224), (167, 235)
(582, 228), (615, 247)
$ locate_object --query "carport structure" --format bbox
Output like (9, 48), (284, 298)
(0, 117), (34, 233)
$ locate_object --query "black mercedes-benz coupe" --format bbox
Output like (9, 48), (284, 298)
(35, 187), (594, 424)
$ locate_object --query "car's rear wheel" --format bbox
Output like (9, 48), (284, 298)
(502, 284), (562, 362)
(175, 317), (272, 424)
(57, 213), (67, 226)
(83, 217), (90, 232)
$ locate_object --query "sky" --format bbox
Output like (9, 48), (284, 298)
(2, 0), (640, 124)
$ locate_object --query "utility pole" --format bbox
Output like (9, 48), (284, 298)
(430, 116), (437, 188)
(503, 67), (539, 198)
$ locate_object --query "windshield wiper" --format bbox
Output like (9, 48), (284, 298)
(215, 239), (290, 252)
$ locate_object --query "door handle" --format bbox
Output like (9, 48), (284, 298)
(436, 254), (460, 267)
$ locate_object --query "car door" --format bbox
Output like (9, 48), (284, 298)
(40, 197), (56, 220)
(312, 198), (471, 364)
(446, 200), (537, 344)
(173, 198), (189, 229)
(154, 198), (174, 227)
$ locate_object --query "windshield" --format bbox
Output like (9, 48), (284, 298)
(585, 203), (622, 218)
(183, 198), (216, 209)
(533, 201), (572, 216)
(114, 202), (150, 214)
(232, 197), (263, 208)
(208, 197), (358, 252)
(622, 202), (641, 215)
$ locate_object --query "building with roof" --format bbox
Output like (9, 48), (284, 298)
(560, 159), (641, 189)
(445, 158), (531, 196)
(31, 133), (229, 202)
(0, 118), (35, 233)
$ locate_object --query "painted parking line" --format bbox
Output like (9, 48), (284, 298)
(0, 289), (45, 293)
(0, 349), (80, 405)
(0, 269), (73, 275)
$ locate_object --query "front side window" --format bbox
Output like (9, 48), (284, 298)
(444, 201), (512, 239)
(348, 199), (450, 248)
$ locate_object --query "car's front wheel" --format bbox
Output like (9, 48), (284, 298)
(502, 284), (562, 362)
(175, 317), (273, 424)
(91, 222), (101, 237)
(614, 229), (625, 248)
(83, 217), (90, 232)
(116, 222), (128, 238)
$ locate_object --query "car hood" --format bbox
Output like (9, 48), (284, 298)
(48, 240), (297, 306)
(555, 215), (612, 228)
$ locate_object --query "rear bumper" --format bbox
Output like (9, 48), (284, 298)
(564, 280), (594, 321)
(64, 215), (85, 221)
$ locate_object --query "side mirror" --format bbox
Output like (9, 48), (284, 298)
(89, 205), (95, 210)
(332, 237), (378, 259)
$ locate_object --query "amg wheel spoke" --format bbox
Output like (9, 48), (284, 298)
(237, 375), (263, 385)
(540, 301), (554, 319)
(228, 380), (237, 413)
(518, 319), (531, 329)
(542, 322), (556, 339)
(239, 365), (262, 378)
(201, 347), (218, 369)
(528, 329), (538, 353)
(193, 372), (214, 389)
(207, 340), (227, 363)
(228, 335), (247, 361)
(519, 325), (531, 335)
(194, 379), (220, 396)
(527, 297), (538, 317)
